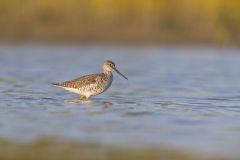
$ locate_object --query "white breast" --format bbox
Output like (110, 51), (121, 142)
(86, 74), (113, 97)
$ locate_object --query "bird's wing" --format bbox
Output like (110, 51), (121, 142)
(53, 73), (102, 89)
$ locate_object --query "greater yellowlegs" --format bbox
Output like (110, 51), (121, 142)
(52, 60), (128, 100)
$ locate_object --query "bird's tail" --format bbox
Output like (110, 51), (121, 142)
(51, 82), (60, 86)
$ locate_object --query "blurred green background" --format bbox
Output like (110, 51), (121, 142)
(1, 1), (240, 160)
(0, 0), (240, 44)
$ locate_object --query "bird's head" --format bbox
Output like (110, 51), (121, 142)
(103, 60), (128, 80)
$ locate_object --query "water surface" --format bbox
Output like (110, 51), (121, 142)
(0, 45), (240, 158)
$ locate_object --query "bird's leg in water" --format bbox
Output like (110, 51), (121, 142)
(80, 95), (87, 100)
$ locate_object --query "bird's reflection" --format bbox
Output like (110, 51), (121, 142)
(63, 98), (113, 111)
(64, 98), (96, 104)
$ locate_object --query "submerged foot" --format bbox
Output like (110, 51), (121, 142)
(64, 98), (96, 104)
(80, 95), (87, 100)
(64, 95), (95, 104)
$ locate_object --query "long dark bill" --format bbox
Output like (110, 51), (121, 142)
(113, 67), (128, 80)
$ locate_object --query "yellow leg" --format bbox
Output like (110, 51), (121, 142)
(80, 95), (87, 100)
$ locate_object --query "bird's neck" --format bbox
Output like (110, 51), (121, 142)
(103, 70), (112, 77)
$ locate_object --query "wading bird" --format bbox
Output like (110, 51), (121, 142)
(52, 60), (128, 100)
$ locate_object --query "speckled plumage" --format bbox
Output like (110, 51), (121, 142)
(52, 60), (127, 100)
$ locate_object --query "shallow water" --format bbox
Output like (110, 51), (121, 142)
(0, 44), (240, 158)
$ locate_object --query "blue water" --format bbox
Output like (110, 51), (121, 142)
(0, 44), (240, 158)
